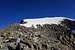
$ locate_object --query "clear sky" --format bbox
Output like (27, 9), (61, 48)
(0, 0), (75, 28)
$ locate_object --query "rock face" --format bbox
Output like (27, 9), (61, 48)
(0, 17), (75, 50)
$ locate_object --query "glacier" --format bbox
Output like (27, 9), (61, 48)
(20, 17), (75, 28)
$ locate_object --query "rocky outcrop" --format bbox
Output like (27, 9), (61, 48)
(0, 18), (75, 50)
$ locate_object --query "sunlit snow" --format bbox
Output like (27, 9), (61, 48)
(20, 17), (74, 28)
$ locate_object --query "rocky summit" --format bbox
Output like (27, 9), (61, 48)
(0, 17), (75, 50)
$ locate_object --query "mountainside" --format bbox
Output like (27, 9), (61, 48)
(0, 17), (75, 50)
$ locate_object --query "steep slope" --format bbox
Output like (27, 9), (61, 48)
(0, 17), (75, 50)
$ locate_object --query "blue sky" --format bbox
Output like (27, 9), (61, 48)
(0, 0), (75, 28)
